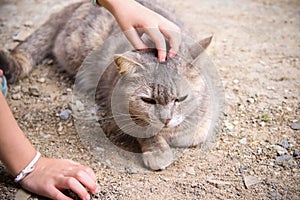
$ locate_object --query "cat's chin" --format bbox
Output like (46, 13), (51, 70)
(151, 118), (184, 129)
(163, 124), (179, 129)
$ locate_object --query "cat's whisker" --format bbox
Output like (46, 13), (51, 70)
(112, 112), (144, 118)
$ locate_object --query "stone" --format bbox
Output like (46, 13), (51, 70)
(12, 31), (30, 42)
(11, 93), (21, 100)
(243, 175), (261, 189)
(37, 77), (46, 83)
(15, 189), (31, 200)
(185, 166), (195, 175)
(63, 87), (72, 95)
(246, 97), (255, 104)
(224, 120), (234, 131)
(291, 121), (300, 130)
(60, 109), (71, 120)
(275, 155), (292, 164)
(233, 79), (239, 84)
(239, 138), (247, 145)
(273, 145), (288, 155)
(29, 86), (40, 97)
(57, 125), (63, 132)
(282, 140), (290, 149)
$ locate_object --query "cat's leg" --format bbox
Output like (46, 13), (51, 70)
(168, 125), (211, 148)
(167, 113), (213, 148)
(138, 135), (174, 170)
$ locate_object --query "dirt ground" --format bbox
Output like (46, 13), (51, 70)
(0, 0), (299, 199)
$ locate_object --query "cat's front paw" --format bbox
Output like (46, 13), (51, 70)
(142, 147), (174, 170)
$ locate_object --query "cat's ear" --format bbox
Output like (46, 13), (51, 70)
(190, 36), (213, 58)
(114, 54), (143, 75)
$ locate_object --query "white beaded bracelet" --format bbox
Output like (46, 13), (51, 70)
(14, 152), (41, 182)
(90, 0), (101, 7)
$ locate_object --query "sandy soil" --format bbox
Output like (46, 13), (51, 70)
(0, 0), (299, 199)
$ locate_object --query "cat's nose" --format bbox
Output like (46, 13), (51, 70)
(161, 118), (171, 126)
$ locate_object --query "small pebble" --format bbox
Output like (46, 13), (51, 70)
(29, 86), (40, 97)
(12, 31), (29, 42)
(239, 138), (247, 145)
(12, 85), (21, 93)
(224, 120), (234, 131)
(269, 189), (282, 199)
(246, 97), (255, 104)
(57, 125), (63, 132)
(62, 88), (72, 95)
(24, 20), (33, 27)
(259, 121), (266, 127)
(37, 77), (46, 83)
(243, 175), (261, 189)
(290, 121), (300, 130)
(185, 166), (195, 175)
(179, 172), (187, 178)
(275, 155), (292, 163)
(15, 189), (31, 200)
(11, 93), (21, 100)
(282, 140), (290, 149)
(233, 79), (239, 84)
(21, 87), (29, 93)
(292, 150), (299, 157)
(273, 145), (288, 155)
(60, 109), (71, 120)
(239, 167), (247, 173)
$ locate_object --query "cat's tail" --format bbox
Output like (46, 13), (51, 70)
(0, 2), (83, 83)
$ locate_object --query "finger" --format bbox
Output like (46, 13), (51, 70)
(144, 28), (167, 62)
(49, 187), (73, 200)
(74, 168), (98, 194)
(64, 160), (98, 193)
(66, 160), (97, 183)
(123, 28), (148, 50)
(159, 27), (181, 57)
(61, 177), (90, 200)
(83, 166), (97, 183)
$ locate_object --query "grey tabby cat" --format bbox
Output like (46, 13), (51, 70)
(0, 1), (221, 170)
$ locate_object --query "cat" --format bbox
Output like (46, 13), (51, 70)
(0, 0), (222, 170)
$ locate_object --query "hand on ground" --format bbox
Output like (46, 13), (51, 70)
(20, 157), (98, 200)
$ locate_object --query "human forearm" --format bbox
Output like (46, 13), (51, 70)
(0, 91), (98, 199)
(0, 92), (36, 177)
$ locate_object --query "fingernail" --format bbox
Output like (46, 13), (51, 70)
(169, 52), (176, 58)
(159, 57), (166, 62)
(85, 194), (90, 200)
(94, 186), (99, 194)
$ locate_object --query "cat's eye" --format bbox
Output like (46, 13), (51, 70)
(175, 95), (188, 103)
(141, 97), (157, 104)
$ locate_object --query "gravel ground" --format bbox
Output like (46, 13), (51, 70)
(0, 0), (299, 199)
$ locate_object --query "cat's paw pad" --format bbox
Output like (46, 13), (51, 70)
(142, 147), (174, 170)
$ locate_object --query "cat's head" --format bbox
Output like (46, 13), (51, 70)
(112, 36), (212, 131)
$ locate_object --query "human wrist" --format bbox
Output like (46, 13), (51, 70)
(9, 145), (37, 177)
(99, 0), (136, 16)
(15, 151), (41, 182)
